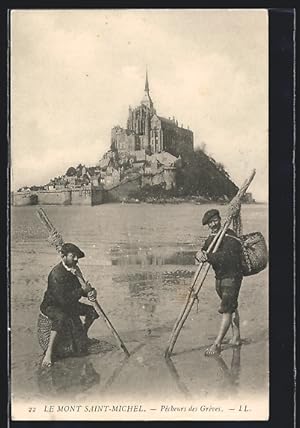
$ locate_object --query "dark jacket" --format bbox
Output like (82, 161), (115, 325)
(202, 228), (243, 280)
(40, 262), (87, 313)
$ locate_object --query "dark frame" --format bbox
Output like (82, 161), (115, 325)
(0, 4), (295, 428)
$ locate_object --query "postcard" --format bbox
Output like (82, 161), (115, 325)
(10, 9), (269, 421)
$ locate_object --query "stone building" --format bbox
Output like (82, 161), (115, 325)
(111, 72), (194, 158)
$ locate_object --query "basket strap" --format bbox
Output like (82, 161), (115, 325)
(39, 310), (49, 320)
(226, 234), (243, 244)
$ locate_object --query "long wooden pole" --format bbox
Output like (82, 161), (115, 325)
(37, 207), (130, 357)
(166, 228), (224, 344)
(165, 170), (256, 357)
(165, 222), (231, 357)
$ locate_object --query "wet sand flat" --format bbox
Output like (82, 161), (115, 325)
(10, 203), (269, 419)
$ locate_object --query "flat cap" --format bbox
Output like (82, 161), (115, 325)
(202, 209), (220, 225)
(61, 243), (85, 259)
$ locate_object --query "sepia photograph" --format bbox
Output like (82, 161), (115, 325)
(10, 9), (269, 421)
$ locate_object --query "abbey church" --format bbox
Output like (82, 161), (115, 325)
(13, 71), (242, 205)
(111, 72), (194, 157)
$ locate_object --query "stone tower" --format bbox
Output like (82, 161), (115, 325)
(113, 70), (193, 156)
(126, 70), (155, 150)
(141, 70), (153, 110)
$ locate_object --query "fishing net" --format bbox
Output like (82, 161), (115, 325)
(225, 191), (243, 236)
(47, 230), (64, 252)
(37, 208), (64, 252)
(232, 210), (243, 237)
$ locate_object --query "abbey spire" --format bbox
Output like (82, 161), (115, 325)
(113, 72), (194, 157)
(144, 69), (150, 92)
(141, 69), (153, 109)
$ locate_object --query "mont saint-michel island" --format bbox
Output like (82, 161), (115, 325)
(12, 73), (254, 207)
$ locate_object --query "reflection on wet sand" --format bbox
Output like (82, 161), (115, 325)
(37, 358), (100, 397)
(102, 342), (146, 394)
(114, 269), (194, 287)
(111, 244), (198, 267)
(128, 277), (159, 336)
(33, 244), (262, 401)
(37, 341), (147, 398)
(12, 204), (268, 404)
(166, 346), (241, 399)
(212, 346), (241, 397)
(114, 257), (195, 337)
(165, 357), (192, 398)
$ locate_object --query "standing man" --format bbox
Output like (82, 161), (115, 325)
(40, 243), (99, 368)
(196, 209), (243, 356)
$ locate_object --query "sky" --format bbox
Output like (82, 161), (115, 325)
(11, 9), (268, 201)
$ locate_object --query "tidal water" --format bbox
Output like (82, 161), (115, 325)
(11, 203), (269, 404)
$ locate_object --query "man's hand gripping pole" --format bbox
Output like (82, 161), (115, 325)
(36, 207), (130, 357)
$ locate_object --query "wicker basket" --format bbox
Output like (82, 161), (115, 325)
(37, 312), (87, 358)
(37, 312), (52, 352)
(240, 232), (268, 276)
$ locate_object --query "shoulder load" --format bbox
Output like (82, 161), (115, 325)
(237, 232), (268, 276)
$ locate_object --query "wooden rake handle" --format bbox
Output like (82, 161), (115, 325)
(75, 266), (130, 357)
(36, 207), (130, 357)
(165, 170), (256, 357)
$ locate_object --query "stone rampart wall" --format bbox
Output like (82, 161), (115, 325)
(37, 190), (72, 205)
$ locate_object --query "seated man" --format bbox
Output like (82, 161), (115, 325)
(39, 243), (99, 367)
(196, 209), (243, 356)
